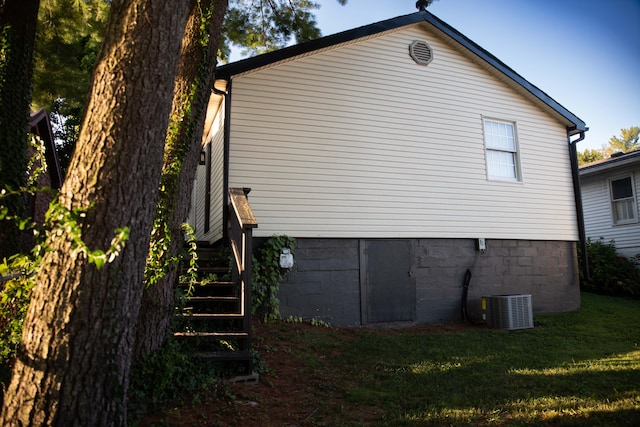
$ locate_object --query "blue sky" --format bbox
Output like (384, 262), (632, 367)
(307, 0), (640, 151)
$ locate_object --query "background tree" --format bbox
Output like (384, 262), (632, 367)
(0, 0), (41, 260)
(32, 0), (110, 175)
(604, 126), (640, 156)
(222, 0), (321, 58)
(577, 148), (605, 166)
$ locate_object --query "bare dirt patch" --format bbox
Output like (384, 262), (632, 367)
(137, 321), (478, 426)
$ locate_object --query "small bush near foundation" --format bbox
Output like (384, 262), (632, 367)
(579, 239), (640, 298)
(252, 235), (296, 323)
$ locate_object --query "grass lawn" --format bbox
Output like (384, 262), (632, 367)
(138, 293), (640, 426)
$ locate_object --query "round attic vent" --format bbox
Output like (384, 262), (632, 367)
(409, 40), (433, 65)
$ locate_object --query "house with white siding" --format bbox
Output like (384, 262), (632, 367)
(580, 150), (640, 258)
(190, 10), (588, 326)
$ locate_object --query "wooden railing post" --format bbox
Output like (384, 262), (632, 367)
(228, 188), (258, 368)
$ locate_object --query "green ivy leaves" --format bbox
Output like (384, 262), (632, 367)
(252, 235), (295, 323)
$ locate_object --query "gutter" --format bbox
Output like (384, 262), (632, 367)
(216, 80), (232, 244)
(568, 129), (590, 281)
(579, 149), (640, 176)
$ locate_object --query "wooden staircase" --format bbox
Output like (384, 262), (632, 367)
(174, 188), (258, 374)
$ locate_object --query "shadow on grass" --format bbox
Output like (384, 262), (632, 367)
(333, 311), (640, 426)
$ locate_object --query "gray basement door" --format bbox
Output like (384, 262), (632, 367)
(361, 240), (415, 324)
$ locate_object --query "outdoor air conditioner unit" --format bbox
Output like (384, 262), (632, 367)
(484, 294), (533, 330)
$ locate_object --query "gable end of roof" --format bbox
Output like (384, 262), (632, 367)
(421, 13), (587, 134)
(215, 10), (587, 134)
(215, 12), (426, 79)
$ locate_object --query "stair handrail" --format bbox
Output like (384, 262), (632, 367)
(228, 187), (257, 362)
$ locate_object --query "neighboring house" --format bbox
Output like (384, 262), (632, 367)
(580, 150), (640, 258)
(191, 10), (588, 326)
(28, 110), (62, 219)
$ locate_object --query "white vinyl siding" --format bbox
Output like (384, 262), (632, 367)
(582, 167), (640, 257)
(225, 23), (578, 241)
(192, 103), (225, 243)
(191, 156), (207, 234)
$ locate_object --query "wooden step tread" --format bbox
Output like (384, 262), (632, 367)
(174, 331), (249, 338)
(187, 296), (239, 302)
(179, 313), (244, 319)
(180, 281), (236, 287)
(194, 281), (236, 287)
(195, 266), (230, 272)
(193, 350), (252, 361)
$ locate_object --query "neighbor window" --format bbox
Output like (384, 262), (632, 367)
(610, 176), (637, 225)
(484, 119), (520, 181)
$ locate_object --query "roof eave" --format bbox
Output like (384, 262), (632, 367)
(421, 13), (587, 133)
(216, 12), (427, 79)
(579, 151), (640, 176)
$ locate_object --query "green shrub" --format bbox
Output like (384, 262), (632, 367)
(579, 239), (640, 298)
(0, 255), (36, 394)
(252, 235), (295, 322)
(127, 339), (220, 421)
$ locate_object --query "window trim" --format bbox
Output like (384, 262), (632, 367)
(609, 174), (638, 226)
(482, 118), (522, 182)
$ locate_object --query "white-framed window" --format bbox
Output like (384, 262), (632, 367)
(483, 119), (521, 181)
(610, 175), (637, 225)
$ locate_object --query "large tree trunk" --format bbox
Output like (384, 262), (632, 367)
(0, 0), (191, 425)
(134, 0), (229, 360)
(0, 0), (40, 259)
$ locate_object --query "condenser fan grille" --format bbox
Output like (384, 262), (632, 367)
(485, 294), (533, 330)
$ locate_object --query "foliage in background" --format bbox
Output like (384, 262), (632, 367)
(33, 0), (109, 111)
(252, 235), (296, 322)
(604, 126), (640, 157)
(48, 99), (82, 175)
(33, 0), (111, 175)
(0, 138), (129, 397)
(221, 0), (321, 59)
(0, 253), (37, 396)
(578, 126), (640, 166)
(579, 239), (640, 298)
(576, 148), (604, 166)
(0, 0), (40, 259)
(1, 134), (53, 390)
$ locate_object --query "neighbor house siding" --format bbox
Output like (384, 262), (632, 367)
(227, 23), (577, 240)
(581, 165), (640, 257)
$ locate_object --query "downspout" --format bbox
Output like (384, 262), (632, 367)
(568, 129), (590, 281)
(214, 80), (232, 244)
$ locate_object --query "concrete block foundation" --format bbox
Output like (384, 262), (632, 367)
(272, 238), (580, 327)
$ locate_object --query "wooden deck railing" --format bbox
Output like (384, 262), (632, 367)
(228, 188), (258, 356)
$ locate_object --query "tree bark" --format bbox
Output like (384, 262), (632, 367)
(134, 0), (229, 360)
(0, 0), (191, 425)
(0, 0), (40, 259)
